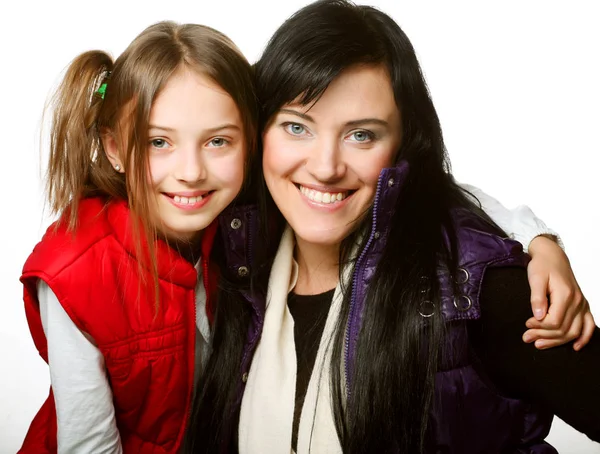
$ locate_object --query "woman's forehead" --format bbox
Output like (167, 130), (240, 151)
(280, 65), (400, 126)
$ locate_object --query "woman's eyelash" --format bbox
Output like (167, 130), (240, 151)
(281, 122), (307, 135)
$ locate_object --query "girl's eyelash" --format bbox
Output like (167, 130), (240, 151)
(208, 137), (230, 147)
(149, 138), (170, 148)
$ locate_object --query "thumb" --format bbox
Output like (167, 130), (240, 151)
(529, 274), (549, 320)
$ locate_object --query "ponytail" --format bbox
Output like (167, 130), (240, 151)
(46, 50), (114, 229)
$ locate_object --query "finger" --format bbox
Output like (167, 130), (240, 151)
(528, 274), (549, 321)
(541, 289), (575, 330)
(522, 328), (562, 343)
(525, 316), (543, 329)
(524, 299), (575, 330)
(573, 309), (595, 351)
(534, 338), (569, 350)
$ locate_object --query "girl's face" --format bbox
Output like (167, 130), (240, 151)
(262, 64), (402, 248)
(146, 68), (246, 241)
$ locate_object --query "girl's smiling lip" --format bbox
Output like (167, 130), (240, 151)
(163, 190), (210, 198)
(162, 190), (214, 211)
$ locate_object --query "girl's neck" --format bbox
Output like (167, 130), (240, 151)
(162, 231), (204, 265)
(293, 235), (340, 295)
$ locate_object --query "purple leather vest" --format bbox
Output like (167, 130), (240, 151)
(218, 161), (556, 453)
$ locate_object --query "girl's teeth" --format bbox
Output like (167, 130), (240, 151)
(173, 195), (203, 204)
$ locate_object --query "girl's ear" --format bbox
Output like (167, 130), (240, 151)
(101, 129), (125, 173)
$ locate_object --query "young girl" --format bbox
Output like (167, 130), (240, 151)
(19, 21), (258, 453)
(188, 1), (599, 453)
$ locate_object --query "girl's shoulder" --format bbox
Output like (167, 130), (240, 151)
(23, 197), (125, 277)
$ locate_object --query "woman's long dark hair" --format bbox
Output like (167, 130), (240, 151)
(253, 1), (499, 452)
(188, 1), (501, 452)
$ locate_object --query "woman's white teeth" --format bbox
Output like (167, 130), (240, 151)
(173, 195), (203, 204)
(299, 185), (347, 204)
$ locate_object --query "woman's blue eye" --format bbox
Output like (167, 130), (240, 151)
(284, 123), (306, 135)
(209, 137), (228, 147)
(150, 138), (169, 149)
(350, 130), (373, 142)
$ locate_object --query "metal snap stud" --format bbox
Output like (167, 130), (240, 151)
(388, 178), (395, 187)
(456, 267), (469, 284)
(242, 372), (249, 383)
(237, 266), (249, 277)
(419, 300), (435, 318)
(230, 218), (242, 230)
(374, 231), (380, 239)
(453, 295), (472, 312)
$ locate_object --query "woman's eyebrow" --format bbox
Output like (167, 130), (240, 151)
(279, 108), (314, 122)
(344, 118), (389, 128)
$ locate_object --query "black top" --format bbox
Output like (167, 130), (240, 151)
(287, 268), (600, 451)
(287, 288), (335, 451)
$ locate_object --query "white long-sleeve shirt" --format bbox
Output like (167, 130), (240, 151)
(38, 261), (209, 454)
(37, 186), (560, 453)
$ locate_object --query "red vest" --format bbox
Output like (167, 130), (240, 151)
(19, 197), (218, 453)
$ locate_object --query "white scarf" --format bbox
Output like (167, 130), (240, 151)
(238, 226), (347, 454)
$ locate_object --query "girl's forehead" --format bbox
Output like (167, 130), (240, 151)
(149, 70), (242, 132)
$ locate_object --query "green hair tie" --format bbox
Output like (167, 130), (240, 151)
(96, 83), (108, 100)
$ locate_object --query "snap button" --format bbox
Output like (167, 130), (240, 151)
(387, 178), (395, 187)
(242, 372), (248, 383)
(237, 266), (249, 277)
(230, 218), (242, 230)
(418, 300), (435, 318)
(374, 231), (380, 239)
(456, 267), (469, 284)
(453, 295), (472, 312)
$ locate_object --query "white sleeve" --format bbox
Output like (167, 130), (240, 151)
(459, 183), (564, 251)
(38, 281), (123, 454)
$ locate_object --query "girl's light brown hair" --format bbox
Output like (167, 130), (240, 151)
(46, 21), (258, 307)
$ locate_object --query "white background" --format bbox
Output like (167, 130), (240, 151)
(1, 1), (598, 452)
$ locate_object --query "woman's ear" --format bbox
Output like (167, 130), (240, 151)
(101, 129), (125, 173)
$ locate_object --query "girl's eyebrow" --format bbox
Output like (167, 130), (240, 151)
(148, 124), (241, 134)
(148, 124), (176, 132)
(278, 109), (389, 128)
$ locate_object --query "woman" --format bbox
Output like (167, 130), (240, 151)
(189, 1), (599, 453)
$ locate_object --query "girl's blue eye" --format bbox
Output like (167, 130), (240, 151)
(284, 123), (306, 135)
(150, 138), (169, 149)
(208, 137), (228, 147)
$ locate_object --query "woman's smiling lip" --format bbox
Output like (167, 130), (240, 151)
(295, 183), (355, 211)
(294, 182), (354, 193)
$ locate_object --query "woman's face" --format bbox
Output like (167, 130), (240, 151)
(262, 64), (402, 248)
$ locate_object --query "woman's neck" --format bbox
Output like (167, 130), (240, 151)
(293, 235), (340, 295)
